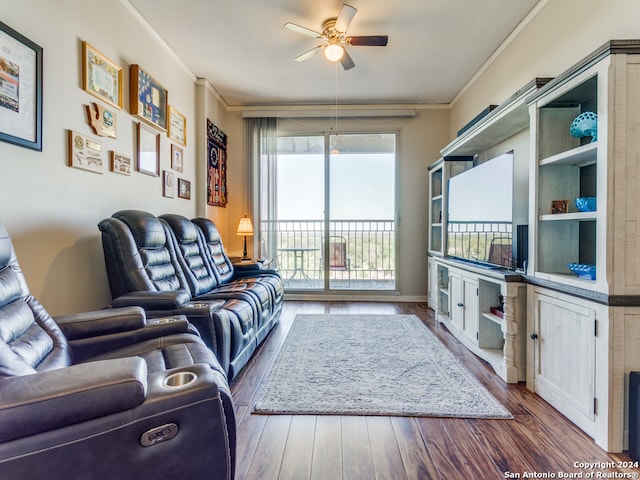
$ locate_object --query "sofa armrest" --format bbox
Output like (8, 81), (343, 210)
(0, 357), (147, 443)
(232, 268), (280, 279)
(232, 262), (262, 272)
(65, 315), (197, 362)
(55, 306), (146, 340)
(111, 290), (191, 310)
(141, 363), (223, 415)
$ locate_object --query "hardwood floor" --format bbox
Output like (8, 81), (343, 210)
(230, 301), (636, 479)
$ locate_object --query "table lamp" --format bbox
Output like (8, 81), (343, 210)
(236, 215), (254, 260)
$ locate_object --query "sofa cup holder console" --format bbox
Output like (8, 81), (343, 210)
(150, 316), (185, 324)
(163, 371), (198, 388)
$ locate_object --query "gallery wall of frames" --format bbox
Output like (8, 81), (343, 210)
(0, 20), (231, 205)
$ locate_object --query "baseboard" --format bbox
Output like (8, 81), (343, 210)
(283, 293), (428, 303)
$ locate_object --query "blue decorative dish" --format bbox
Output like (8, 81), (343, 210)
(570, 111), (598, 142)
(575, 196), (596, 212)
(567, 263), (596, 280)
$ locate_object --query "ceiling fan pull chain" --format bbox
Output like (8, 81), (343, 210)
(334, 61), (339, 133)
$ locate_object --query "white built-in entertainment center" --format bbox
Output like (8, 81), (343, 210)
(427, 40), (640, 452)
(428, 78), (548, 385)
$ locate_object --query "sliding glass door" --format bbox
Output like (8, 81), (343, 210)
(328, 133), (396, 290)
(275, 135), (326, 289)
(269, 132), (396, 291)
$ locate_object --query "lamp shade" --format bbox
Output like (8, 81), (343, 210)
(324, 43), (344, 62)
(236, 216), (254, 236)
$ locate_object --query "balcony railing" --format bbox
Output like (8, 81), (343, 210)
(447, 221), (513, 267)
(262, 219), (396, 290)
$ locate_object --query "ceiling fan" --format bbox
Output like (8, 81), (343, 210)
(284, 4), (389, 70)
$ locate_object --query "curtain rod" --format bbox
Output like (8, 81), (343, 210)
(241, 109), (416, 119)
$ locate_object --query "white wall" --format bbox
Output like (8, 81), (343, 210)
(0, 0), (228, 314)
(450, 0), (640, 138)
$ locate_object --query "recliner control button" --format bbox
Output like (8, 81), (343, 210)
(140, 423), (179, 446)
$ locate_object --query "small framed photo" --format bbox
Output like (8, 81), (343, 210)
(137, 122), (160, 176)
(0, 21), (43, 151)
(168, 106), (186, 146)
(171, 143), (183, 172)
(130, 64), (168, 131)
(178, 178), (191, 199)
(551, 200), (568, 214)
(110, 151), (131, 176)
(68, 130), (103, 174)
(163, 170), (175, 198)
(82, 41), (123, 109)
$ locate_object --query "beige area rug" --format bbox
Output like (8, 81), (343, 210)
(254, 314), (512, 418)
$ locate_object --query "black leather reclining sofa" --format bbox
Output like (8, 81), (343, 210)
(0, 223), (236, 480)
(98, 210), (283, 381)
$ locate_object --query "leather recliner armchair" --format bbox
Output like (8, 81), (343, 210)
(0, 224), (236, 480)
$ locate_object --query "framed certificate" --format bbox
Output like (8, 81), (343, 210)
(0, 21), (43, 150)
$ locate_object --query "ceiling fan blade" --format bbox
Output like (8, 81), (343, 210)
(335, 4), (357, 32)
(284, 22), (322, 38)
(347, 35), (389, 47)
(340, 49), (355, 70)
(294, 45), (325, 62)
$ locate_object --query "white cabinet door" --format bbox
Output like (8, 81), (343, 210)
(531, 291), (596, 435)
(461, 276), (479, 343)
(449, 272), (463, 331)
(449, 271), (478, 343)
(428, 257), (437, 310)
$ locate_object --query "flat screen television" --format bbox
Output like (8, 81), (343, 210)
(446, 151), (516, 268)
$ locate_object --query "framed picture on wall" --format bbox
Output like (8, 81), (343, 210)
(110, 151), (131, 176)
(163, 170), (175, 198)
(178, 178), (191, 199)
(136, 122), (160, 176)
(0, 21), (43, 151)
(82, 41), (123, 109)
(171, 143), (183, 172)
(68, 130), (103, 174)
(85, 102), (117, 138)
(130, 64), (168, 131)
(168, 106), (186, 146)
(206, 119), (227, 207)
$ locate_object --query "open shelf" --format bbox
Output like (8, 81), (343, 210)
(481, 311), (503, 326)
(539, 142), (597, 167)
(530, 69), (601, 289)
(534, 270), (597, 287)
(539, 211), (597, 222)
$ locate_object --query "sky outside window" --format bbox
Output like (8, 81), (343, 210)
(277, 134), (395, 220)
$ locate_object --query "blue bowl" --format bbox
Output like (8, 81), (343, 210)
(567, 263), (596, 280)
(575, 197), (596, 212)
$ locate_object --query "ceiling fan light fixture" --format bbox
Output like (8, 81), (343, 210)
(286, 4), (388, 70)
(324, 43), (344, 62)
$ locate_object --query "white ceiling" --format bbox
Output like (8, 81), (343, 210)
(126, 0), (541, 107)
